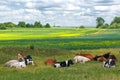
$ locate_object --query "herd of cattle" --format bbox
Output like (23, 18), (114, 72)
(4, 52), (117, 69)
(45, 52), (117, 68)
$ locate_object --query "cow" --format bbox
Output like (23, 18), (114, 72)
(45, 59), (56, 65)
(93, 55), (106, 62)
(93, 52), (117, 62)
(103, 59), (116, 68)
(24, 55), (34, 65)
(5, 55), (34, 68)
(5, 60), (26, 69)
(54, 59), (73, 68)
(93, 52), (111, 62)
(73, 55), (90, 63)
(76, 53), (95, 60)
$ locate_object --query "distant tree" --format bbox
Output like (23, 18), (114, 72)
(109, 16), (120, 29)
(111, 16), (120, 25)
(34, 21), (42, 28)
(18, 21), (26, 28)
(26, 23), (34, 28)
(96, 17), (105, 28)
(4, 22), (16, 28)
(109, 23), (117, 29)
(44, 23), (51, 28)
(100, 23), (109, 29)
(0, 23), (7, 30)
(79, 25), (85, 28)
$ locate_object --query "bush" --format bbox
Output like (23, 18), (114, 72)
(79, 25), (85, 28)
(0, 26), (7, 30)
(30, 45), (34, 50)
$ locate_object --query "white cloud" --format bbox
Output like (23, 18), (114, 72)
(25, 2), (35, 8)
(94, 6), (109, 11)
(0, 0), (120, 26)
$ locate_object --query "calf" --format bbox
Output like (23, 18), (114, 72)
(54, 59), (73, 68)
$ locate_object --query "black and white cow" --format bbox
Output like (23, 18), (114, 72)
(54, 59), (73, 68)
(103, 59), (115, 68)
(24, 55), (34, 65)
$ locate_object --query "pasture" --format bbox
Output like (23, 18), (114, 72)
(0, 28), (120, 80)
(0, 47), (120, 80)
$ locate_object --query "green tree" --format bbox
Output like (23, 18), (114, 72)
(4, 22), (16, 28)
(100, 23), (109, 29)
(0, 23), (7, 30)
(26, 23), (34, 28)
(44, 23), (51, 28)
(111, 16), (120, 25)
(79, 25), (85, 28)
(34, 21), (42, 28)
(96, 17), (105, 28)
(18, 21), (26, 28)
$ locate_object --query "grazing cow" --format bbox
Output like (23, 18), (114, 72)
(103, 59), (115, 68)
(5, 60), (26, 68)
(45, 59), (56, 65)
(54, 59), (73, 68)
(24, 55), (34, 65)
(73, 55), (90, 63)
(76, 53), (95, 60)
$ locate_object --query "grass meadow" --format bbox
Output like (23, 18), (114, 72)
(0, 47), (120, 80)
(0, 28), (120, 80)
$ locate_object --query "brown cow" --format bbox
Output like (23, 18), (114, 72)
(45, 59), (56, 65)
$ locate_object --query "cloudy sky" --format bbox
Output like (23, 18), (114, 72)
(0, 0), (120, 27)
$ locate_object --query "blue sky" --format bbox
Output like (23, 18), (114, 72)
(0, 0), (120, 27)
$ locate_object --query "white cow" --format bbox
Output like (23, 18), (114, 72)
(5, 60), (26, 69)
(73, 55), (90, 63)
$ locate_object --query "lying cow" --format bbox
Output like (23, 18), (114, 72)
(76, 53), (95, 60)
(24, 55), (34, 65)
(5, 60), (26, 68)
(73, 55), (90, 63)
(45, 59), (56, 65)
(5, 55), (34, 68)
(54, 59), (73, 68)
(103, 59), (116, 68)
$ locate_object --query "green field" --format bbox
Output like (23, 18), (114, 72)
(0, 28), (120, 49)
(0, 28), (120, 80)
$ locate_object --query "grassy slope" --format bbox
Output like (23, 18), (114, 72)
(0, 47), (120, 80)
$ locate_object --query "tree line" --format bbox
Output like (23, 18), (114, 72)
(0, 16), (120, 30)
(0, 21), (51, 30)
